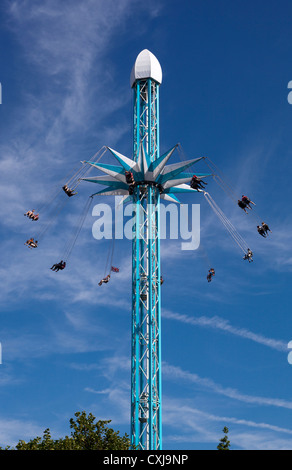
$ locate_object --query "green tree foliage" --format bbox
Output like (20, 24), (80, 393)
(2, 411), (131, 450)
(217, 426), (231, 450)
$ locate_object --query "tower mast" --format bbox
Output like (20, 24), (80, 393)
(130, 49), (162, 450)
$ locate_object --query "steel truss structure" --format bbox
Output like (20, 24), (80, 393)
(131, 78), (162, 450)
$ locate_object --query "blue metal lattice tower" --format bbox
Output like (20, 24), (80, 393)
(82, 50), (207, 450)
(130, 57), (162, 451)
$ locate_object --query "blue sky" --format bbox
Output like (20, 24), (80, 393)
(0, 0), (292, 450)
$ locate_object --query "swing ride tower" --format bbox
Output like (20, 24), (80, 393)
(26, 49), (257, 451)
(130, 50), (163, 451)
(82, 49), (207, 450)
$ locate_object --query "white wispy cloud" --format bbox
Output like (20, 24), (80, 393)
(0, 418), (44, 448)
(163, 398), (292, 450)
(176, 404), (292, 435)
(162, 309), (288, 352)
(163, 363), (292, 410)
(74, 351), (292, 449)
(6, 0), (161, 139)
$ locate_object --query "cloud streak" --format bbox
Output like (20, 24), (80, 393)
(162, 309), (288, 352)
(163, 398), (292, 450)
(163, 363), (292, 410)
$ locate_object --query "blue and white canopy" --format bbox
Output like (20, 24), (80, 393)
(81, 144), (209, 204)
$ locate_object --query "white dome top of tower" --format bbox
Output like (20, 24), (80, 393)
(130, 49), (162, 87)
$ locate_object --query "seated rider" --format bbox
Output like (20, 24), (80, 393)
(25, 238), (38, 248)
(157, 184), (164, 194)
(190, 175), (207, 190)
(262, 222), (271, 235)
(58, 260), (66, 270)
(125, 170), (135, 195)
(257, 225), (266, 238)
(98, 274), (111, 286)
(238, 200), (249, 213)
(125, 170), (135, 185)
(207, 268), (215, 282)
(51, 260), (66, 272)
(24, 210), (34, 218)
(243, 248), (253, 262)
(28, 211), (39, 221)
(62, 185), (77, 197)
(241, 195), (255, 207)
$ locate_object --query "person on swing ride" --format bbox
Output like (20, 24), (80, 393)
(190, 174), (207, 190)
(62, 184), (77, 197)
(241, 195), (255, 208)
(238, 195), (255, 213)
(98, 274), (111, 286)
(257, 225), (267, 238)
(24, 209), (39, 220)
(50, 260), (66, 272)
(207, 268), (215, 282)
(243, 248), (253, 262)
(125, 170), (135, 195)
(262, 221), (271, 235)
(125, 170), (135, 185)
(24, 209), (34, 218)
(111, 266), (119, 273)
(238, 199), (249, 213)
(25, 238), (38, 248)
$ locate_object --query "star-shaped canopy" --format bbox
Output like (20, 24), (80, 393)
(81, 144), (210, 204)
